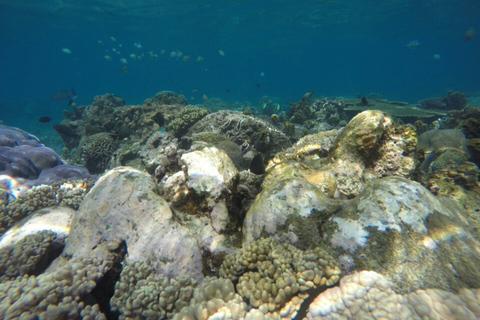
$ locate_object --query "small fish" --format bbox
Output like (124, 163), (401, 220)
(433, 54), (441, 60)
(121, 65), (128, 73)
(262, 103), (267, 109)
(51, 88), (76, 101)
(97, 40), (105, 47)
(38, 116), (52, 123)
(110, 36), (117, 42)
(120, 58), (128, 64)
(463, 28), (476, 41)
(361, 97), (368, 105)
(225, 88), (231, 93)
(104, 55), (112, 61)
(301, 90), (314, 100)
(256, 83), (261, 88)
(406, 40), (420, 49)
(275, 104), (280, 112)
(250, 153), (265, 175)
(218, 49), (225, 56)
(183, 55), (190, 62)
(62, 48), (72, 54)
(202, 94), (208, 101)
(196, 56), (204, 62)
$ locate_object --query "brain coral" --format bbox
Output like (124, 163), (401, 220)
(81, 133), (115, 174)
(166, 106), (209, 138)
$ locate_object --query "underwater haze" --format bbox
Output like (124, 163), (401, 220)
(0, 0), (479, 131)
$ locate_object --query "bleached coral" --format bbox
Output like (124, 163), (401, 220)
(307, 270), (480, 320)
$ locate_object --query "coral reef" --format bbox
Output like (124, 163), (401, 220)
(1, 94), (480, 319)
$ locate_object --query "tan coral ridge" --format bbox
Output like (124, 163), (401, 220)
(307, 270), (480, 320)
(266, 110), (416, 199)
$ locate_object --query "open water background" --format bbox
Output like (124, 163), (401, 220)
(0, 0), (479, 143)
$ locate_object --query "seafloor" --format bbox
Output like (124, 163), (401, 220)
(1, 90), (480, 319)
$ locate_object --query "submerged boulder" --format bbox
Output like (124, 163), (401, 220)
(59, 167), (203, 281)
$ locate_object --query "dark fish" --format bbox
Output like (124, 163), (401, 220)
(51, 90), (69, 101)
(38, 116), (52, 123)
(463, 28), (476, 41)
(250, 153), (265, 175)
(361, 97), (368, 105)
(301, 90), (314, 100)
(226, 88), (231, 93)
(99, 6), (115, 16)
(256, 83), (261, 88)
(51, 87), (76, 101)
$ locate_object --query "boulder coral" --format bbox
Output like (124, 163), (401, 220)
(59, 167), (204, 281)
(307, 270), (480, 319)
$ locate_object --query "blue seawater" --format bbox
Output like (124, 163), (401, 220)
(0, 0), (479, 141)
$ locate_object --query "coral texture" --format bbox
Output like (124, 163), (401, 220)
(220, 238), (341, 315)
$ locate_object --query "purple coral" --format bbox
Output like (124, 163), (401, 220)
(0, 125), (95, 189)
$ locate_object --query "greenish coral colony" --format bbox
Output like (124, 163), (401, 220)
(111, 261), (197, 319)
(166, 106), (208, 138)
(219, 238), (341, 313)
(0, 231), (59, 281)
(0, 257), (109, 319)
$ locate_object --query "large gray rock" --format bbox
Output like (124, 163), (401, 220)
(62, 167), (203, 281)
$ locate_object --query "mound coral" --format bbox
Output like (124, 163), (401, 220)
(307, 270), (480, 319)
(81, 133), (115, 174)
